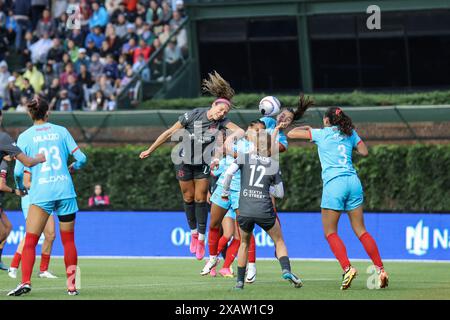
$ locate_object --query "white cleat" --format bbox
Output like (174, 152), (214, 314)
(200, 257), (219, 276)
(38, 271), (58, 279)
(246, 263), (257, 283)
(8, 268), (18, 279)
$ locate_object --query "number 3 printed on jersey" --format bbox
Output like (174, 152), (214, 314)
(39, 147), (62, 172)
(338, 144), (348, 165)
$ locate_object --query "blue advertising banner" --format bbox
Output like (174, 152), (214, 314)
(3, 211), (450, 260)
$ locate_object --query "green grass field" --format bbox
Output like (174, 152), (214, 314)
(0, 258), (449, 300)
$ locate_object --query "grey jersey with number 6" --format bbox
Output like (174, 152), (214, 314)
(238, 153), (282, 218)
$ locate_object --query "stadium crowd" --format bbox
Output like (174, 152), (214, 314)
(0, 0), (188, 111)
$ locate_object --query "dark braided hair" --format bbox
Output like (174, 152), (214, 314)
(286, 93), (314, 122)
(325, 107), (354, 136)
(26, 95), (49, 121)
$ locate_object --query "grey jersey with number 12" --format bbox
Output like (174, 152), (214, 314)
(238, 153), (282, 218)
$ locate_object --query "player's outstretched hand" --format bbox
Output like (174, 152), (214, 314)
(139, 149), (151, 159)
(68, 163), (75, 174)
(35, 153), (46, 163)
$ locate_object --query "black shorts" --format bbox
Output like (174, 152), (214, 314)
(175, 163), (210, 181)
(237, 215), (276, 233)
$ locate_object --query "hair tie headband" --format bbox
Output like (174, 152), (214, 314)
(213, 98), (231, 108)
(335, 108), (342, 116)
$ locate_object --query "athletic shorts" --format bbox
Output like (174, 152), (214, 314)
(175, 163), (210, 181)
(32, 198), (78, 216)
(321, 175), (364, 212)
(210, 184), (239, 211)
(224, 208), (236, 220)
(237, 215), (276, 233)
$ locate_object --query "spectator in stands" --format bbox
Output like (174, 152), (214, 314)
(175, 0), (185, 17)
(5, 9), (18, 47)
(164, 38), (182, 75)
(89, 52), (104, 80)
(114, 13), (128, 39)
(54, 12), (68, 39)
(122, 37), (137, 64)
(105, 25), (122, 58)
(30, 31), (53, 64)
(43, 62), (57, 90)
(74, 48), (90, 73)
(106, 0), (120, 15)
(35, 8), (55, 38)
(91, 74), (115, 100)
(5, 76), (21, 109)
(0, 12), (9, 62)
(117, 54), (128, 79)
(52, 0), (67, 19)
(134, 16), (145, 38)
(69, 28), (84, 48)
(16, 95), (28, 112)
(89, 90), (107, 111)
(133, 38), (152, 64)
(132, 53), (150, 82)
(45, 78), (60, 110)
(99, 40), (113, 61)
(124, 23), (138, 43)
(66, 74), (83, 110)
(0, 61), (10, 105)
(47, 37), (64, 74)
(59, 62), (77, 87)
(56, 89), (72, 111)
(21, 78), (35, 99)
(78, 64), (93, 107)
(67, 39), (79, 63)
(161, 1), (173, 25)
(136, 2), (147, 21)
(170, 10), (183, 31)
(31, 0), (49, 30)
(23, 62), (44, 93)
(123, 0), (138, 15)
(20, 31), (34, 65)
(85, 25), (105, 49)
(111, 2), (129, 24)
(146, 0), (163, 31)
(13, 0), (32, 51)
(104, 54), (119, 81)
(159, 24), (171, 44)
(142, 23), (156, 45)
(151, 38), (163, 79)
(89, 1), (109, 29)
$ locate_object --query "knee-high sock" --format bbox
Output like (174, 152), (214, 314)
(40, 253), (51, 272)
(248, 234), (256, 263)
(208, 227), (220, 256)
(326, 233), (351, 271)
(359, 232), (383, 269)
(195, 202), (208, 235)
(223, 239), (240, 268)
(183, 201), (197, 230)
(61, 231), (78, 289)
(217, 235), (230, 254)
(11, 252), (22, 268)
(21, 232), (39, 284)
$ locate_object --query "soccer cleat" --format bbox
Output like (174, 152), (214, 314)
(234, 281), (244, 290)
(340, 266), (358, 290)
(196, 239), (206, 260)
(210, 266), (217, 277)
(200, 257), (218, 276)
(245, 263), (257, 283)
(282, 271), (303, 288)
(7, 283), (31, 296)
(219, 267), (234, 278)
(378, 268), (389, 289)
(190, 233), (199, 254)
(68, 289), (79, 296)
(39, 271), (58, 279)
(8, 268), (18, 279)
(0, 261), (8, 271)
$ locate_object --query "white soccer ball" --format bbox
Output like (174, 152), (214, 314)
(259, 96), (281, 117)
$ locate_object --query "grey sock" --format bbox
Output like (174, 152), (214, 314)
(195, 201), (208, 235)
(278, 256), (291, 273)
(237, 266), (246, 283)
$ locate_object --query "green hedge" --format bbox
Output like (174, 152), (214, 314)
(3, 145), (450, 212)
(140, 91), (450, 110)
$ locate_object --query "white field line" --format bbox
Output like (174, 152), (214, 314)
(3, 255), (448, 263)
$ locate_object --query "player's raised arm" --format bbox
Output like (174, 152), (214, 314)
(139, 121), (184, 159)
(221, 162), (240, 197)
(287, 126), (313, 140)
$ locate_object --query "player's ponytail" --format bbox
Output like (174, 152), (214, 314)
(325, 107), (354, 136)
(26, 95), (49, 121)
(287, 93), (314, 121)
(202, 71), (235, 108)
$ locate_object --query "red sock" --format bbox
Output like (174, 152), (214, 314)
(359, 232), (383, 269)
(61, 231), (78, 290)
(11, 252), (22, 269)
(248, 234), (256, 263)
(223, 239), (240, 268)
(208, 227), (220, 256)
(40, 253), (51, 272)
(326, 233), (351, 271)
(21, 233), (40, 285)
(217, 235), (230, 254)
